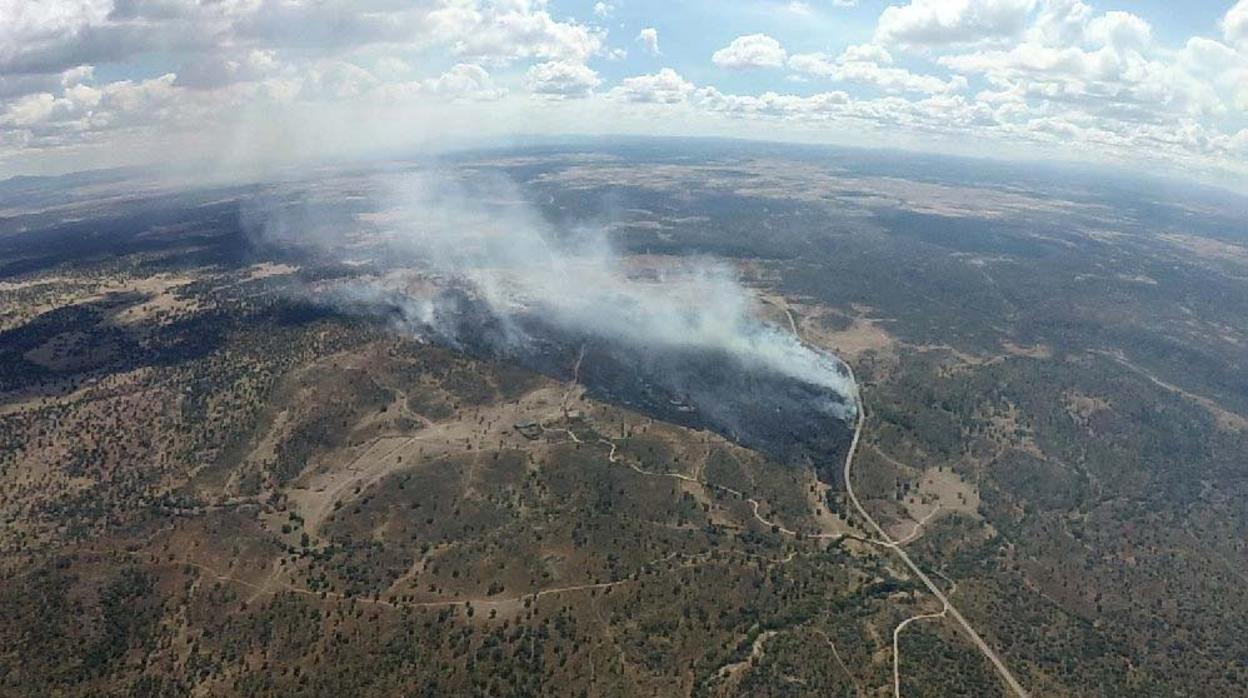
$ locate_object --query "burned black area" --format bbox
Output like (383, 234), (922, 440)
(370, 289), (855, 486)
(563, 336), (855, 487)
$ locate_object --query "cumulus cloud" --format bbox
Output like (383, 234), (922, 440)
(875, 0), (1036, 48)
(1180, 37), (1242, 75)
(298, 62), (379, 101)
(174, 50), (283, 91)
(613, 68), (695, 103)
(0, 0), (608, 168)
(937, 0), (1225, 126)
(1029, 0), (1093, 47)
(414, 64), (506, 101)
(232, 1), (443, 51)
(840, 43), (894, 64)
(1, 0), (1246, 183)
(789, 47), (963, 95)
(636, 27), (661, 56)
(366, 63), (508, 106)
(0, 1), (602, 81)
(0, 1), (162, 74)
(712, 34), (788, 69)
(525, 60), (601, 98)
(698, 87), (852, 118)
(943, 43), (1215, 120)
(451, 3), (606, 64)
(1085, 11), (1151, 53)
(0, 65), (94, 100)
(1224, 0), (1248, 49)
(1, 72), (183, 144)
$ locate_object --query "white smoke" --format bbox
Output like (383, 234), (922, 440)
(248, 165), (858, 418)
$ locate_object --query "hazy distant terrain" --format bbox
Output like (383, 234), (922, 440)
(2, 139), (1247, 696)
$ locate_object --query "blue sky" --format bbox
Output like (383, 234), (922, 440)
(1, 1), (1247, 185)
(579, 1), (1233, 83)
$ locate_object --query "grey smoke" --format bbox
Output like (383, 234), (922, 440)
(246, 166), (858, 422)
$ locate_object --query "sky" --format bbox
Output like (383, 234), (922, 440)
(2, 0), (1248, 186)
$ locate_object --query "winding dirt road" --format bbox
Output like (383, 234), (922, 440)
(778, 303), (1026, 696)
(839, 364), (1029, 698)
(893, 606), (949, 697)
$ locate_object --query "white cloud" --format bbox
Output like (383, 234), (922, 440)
(174, 50), (283, 90)
(1180, 37), (1242, 75)
(374, 56), (414, 81)
(786, 53), (833, 76)
(0, 3), (209, 76)
(233, 1), (444, 51)
(417, 64), (506, 101)
(0, 0), (610, 160)
(1224, 1), (1248, 49)
(451, 4), (606, 64)
(712, 34), (788, 69)
(841, 61), (967, 95)
(840, 43), (894, 64)
(1, 0), (1246, 183)
(371, 62), (507, 104)
(1029, 0), (1093, 47)
(691, 84), (1000, 139)
(941, 20), (1225, 122)
(1229, 128), (1248, 155)
(875, 0), (1036, 48)
(98, 73), (178, 115)
(525, 60), (601, 98)
(659, 80), (1243, 178)
(789, 47), (961, 95)
(637, 27), (661, 56)
(0, 65), (94, 100)
(1, 72), (184, 143)
(1085, 11), (1151, 53)
(612, 68), (695, 103)
(698, 87), (851, 118)
(0, 0), (605, 79)
(3, 92), (57, 128)
(299, 62), (379, 101)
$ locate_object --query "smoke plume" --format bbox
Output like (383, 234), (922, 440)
(245, 164), (858, 460)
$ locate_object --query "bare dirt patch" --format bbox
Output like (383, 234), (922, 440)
(1159, 233), (1248, 265)
(1001, 340), (1052, 360)
(757, 293), (898, 363)
(891, 468), (981, 544)
(288, 384), (576, 534)
(111, 281), (199, 326)
(817, 315), (897, 362)
(1063, 391), (1112, 422)
(242, 262), (299, 281)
